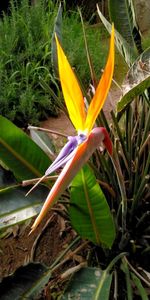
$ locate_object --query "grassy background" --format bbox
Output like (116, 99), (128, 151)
(0, 0), (110, 127)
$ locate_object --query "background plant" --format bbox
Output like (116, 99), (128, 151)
(0, 0), (109, 127)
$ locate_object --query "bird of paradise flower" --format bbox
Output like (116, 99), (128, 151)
(29, 25), (115, 233)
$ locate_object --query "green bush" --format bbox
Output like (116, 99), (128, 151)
(0, 0), (108, 127)
(0, 0), (60, 126)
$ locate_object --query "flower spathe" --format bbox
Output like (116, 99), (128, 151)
(30, 24), (115, 233)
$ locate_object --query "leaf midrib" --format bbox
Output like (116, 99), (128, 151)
(0, 137), (42, 178)
(81, 169), (100, 245)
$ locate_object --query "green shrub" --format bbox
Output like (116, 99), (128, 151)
(0, 0), (59, 126)
(0, 0), (109, 127)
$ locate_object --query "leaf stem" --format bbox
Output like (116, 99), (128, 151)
(111, 149), (127, 233)
(124, 257), (150, 287)
(22, 175), (58, 187)
(28, 125), (68, 138)
(131, 150), (150, 213)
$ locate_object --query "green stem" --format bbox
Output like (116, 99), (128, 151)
(28, 125), (68, 138)
(98, 154), (118, 190)
(79, 8), (97, 88)
(50, 235), (80, 270)
(111, 149), (127, 233)
(111, 111), (129, 163)
(141, 109), (150, 146)
(107, 252), (127, 273)
(134, 98), (145, 158)
(100, 109), (110, 133)
(136, 211), (150, 229)
(131, 151), (150, 213)
(124, 257), (150, 287)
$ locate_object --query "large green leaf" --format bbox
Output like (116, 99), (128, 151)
(69, 164), (116, 248)
(0, 262), (51, 299)
(118, 76), (150, 112)
(0, 185), (48, 231)
(62, 253), (126, 299)
(97, 4), (135, 66)
(62, 267), (112, 300)
(0, 116), (51, 180)
(117, 48), (150, 112)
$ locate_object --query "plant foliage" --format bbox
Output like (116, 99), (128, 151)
(70, 164), (115, 247)
(0, 0), (109, 126)
(0, 0), (60, 126)
(0, 1), (150, 299)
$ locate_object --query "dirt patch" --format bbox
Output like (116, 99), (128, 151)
(0, 209), (76, 279)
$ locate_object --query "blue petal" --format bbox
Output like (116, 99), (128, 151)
(45, 134), (87, 176)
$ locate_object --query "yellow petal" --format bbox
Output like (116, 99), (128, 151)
(84, 24), (115, 132)
(55, 34), (86, 131)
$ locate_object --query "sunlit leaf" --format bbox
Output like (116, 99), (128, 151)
(117, 48), (150, 112)
(69, 164), (116, 248)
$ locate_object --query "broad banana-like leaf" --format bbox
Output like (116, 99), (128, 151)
(0, 184), (48, 231)
(108, 0), (142, 54)
(69, 164), (116, 248)
(117, 47), (150, 112)
(97, 4), (135, 66)
(0, 116), (51, 181)
(62, 267), (112, 300)
(0, 263), (51, 299)
(63, 253), (126, 299)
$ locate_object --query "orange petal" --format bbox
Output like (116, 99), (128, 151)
(55, 34), (86, 131)
(84, 24), (115, 132)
